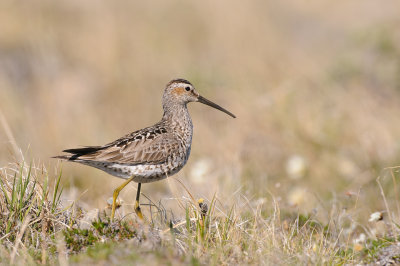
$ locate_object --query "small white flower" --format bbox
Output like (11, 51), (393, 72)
(286, 155), (307, 180)
(287, 187), (307, 206)
(354, 233), (366, 244)
(189, 158), (212, 184)
(255, 198), (267, 206)
(369, 211), (383, 222)
(107, 197), (123, 207)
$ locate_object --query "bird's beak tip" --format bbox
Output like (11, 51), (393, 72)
(197, 95), (236, 118)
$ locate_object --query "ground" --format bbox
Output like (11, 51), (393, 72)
(1, 162), (400, 265)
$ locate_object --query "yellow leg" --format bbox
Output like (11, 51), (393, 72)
(134, 183), (143, 219)
(135, 200), (143, 219)
(111, 176), (135, 221)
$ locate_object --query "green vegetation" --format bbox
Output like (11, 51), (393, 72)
(1, 161), (400, 264)
(0, 162), (70, 264)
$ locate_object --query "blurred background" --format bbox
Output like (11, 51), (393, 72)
(1, 0), (400, 220)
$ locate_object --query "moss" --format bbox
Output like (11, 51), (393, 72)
(63, 219), (137, 254)
(363, 237), (395, 261)
(63, 228), (99, 253)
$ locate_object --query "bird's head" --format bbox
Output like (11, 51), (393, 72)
(163, 79), (236, 118)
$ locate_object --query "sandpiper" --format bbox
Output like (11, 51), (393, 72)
(54, 79), (235, 220)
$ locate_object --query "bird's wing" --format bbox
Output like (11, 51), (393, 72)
(90, 132), (180, 164)
(60, 124), (181, 165)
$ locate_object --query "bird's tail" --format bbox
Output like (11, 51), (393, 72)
(52, 146), (103, 161)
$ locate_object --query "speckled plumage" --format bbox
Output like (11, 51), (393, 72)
(54, 79), (235, 184)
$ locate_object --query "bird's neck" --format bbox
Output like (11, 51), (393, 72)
(162, 103), (193, 139)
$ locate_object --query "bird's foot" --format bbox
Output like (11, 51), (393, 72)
(110, 195), (123, 221)
(135, 200), (144, 220)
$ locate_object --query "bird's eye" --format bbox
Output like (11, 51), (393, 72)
(185, 86), (191, 91)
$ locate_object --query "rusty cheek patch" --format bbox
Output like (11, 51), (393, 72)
(173, 87), (185, 95)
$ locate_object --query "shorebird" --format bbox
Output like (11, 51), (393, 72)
(54, 79), (235, 220)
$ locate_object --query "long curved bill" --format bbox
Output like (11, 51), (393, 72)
(198, 95), (236, 118)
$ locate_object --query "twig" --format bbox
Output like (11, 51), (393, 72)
(376, 176), (395, 235)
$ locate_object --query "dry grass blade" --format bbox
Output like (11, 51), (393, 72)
(10, 215), (31, 264)
(0, 109), (21, 162)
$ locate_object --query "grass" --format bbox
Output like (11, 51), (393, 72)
(1, 159), (400, 265)
(0, 162), (72, 264)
